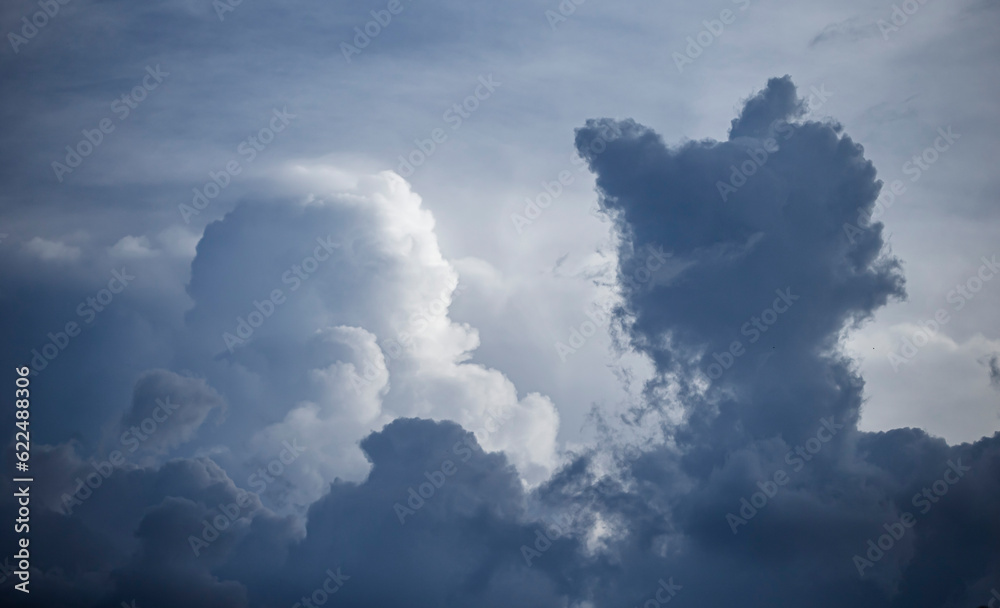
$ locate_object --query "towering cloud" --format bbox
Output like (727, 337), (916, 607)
(1, 78), (997, 608)
(566, 75), (999, 607)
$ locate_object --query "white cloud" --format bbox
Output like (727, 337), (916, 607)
(183, 168), (561, 505)
(25, 236), (82, 261)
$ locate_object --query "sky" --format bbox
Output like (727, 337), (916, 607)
(0, 0), (998, 607)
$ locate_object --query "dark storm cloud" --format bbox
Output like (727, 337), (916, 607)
(575, 75), (905, 449)
(1, 420), (577, 607)
(569, 75), (1000, 607)
(2, 76), (997, 608)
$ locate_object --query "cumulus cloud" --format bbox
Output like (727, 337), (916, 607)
(565, 75), (999, 607)
(177, 171), (560, 499)
(2, 77), (997, 608)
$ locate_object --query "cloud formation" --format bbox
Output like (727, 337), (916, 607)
(1, 77), (997, 608)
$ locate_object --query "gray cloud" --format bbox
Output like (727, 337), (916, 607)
(2, 78), (995, 608)
(119, 369), (226, 456)
(987, 353), (1000, 390)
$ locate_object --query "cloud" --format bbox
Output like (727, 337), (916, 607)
(24, 237), (82, 262)
(809, 16), (879, 48)
(2, 77), (997, 608)
(118, 369), (226, 457)
(987, 353), (1000, 389)
(109, 236), (158, 259)
(565, 75), (999, 607)
(174, 170), (561, 500)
